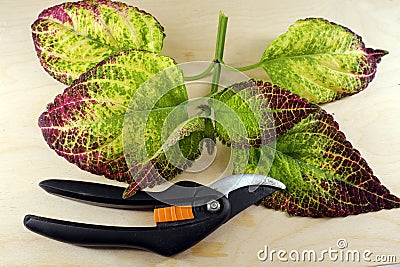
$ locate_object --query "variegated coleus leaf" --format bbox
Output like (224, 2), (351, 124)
(213, 80), (400, 216)
(261, 18), (387, 104)
(38, 50), (204, 196)
(211, 80), (318, 148)
(32, 0), (164, 85)
(122, 117), (207, 198)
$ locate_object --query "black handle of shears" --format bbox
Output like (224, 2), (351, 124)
(24, 196), (231, 256)
(38, 180), (208, 209)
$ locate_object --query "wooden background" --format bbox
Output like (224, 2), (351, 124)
(0, 0), (399, 266)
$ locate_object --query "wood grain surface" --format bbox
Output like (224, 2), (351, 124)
(0, 0), (399, 266)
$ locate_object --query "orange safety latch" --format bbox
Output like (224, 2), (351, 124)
(154, 206), (194, 223)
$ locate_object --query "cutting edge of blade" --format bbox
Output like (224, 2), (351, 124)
(208, 174), (285, 196)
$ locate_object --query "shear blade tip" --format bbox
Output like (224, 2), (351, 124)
(276, 180), (286, 190)
(249, 174), (286, 190)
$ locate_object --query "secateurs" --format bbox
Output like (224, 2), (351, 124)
(23, 174), (285, 256)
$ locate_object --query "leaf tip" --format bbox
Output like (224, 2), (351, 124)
(123, 182), (141, 199)
(366, 48), (388, 63)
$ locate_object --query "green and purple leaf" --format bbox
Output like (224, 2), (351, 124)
(263, 109), (400, 217)
(38, 50), (204, 195)
(211, 80), (319, 148)
(32, 0), (165, 85)
(214, 80), (400, 216)
(261, 18), (387, 103)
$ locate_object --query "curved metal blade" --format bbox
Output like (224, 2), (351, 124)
(208, 174), (286, 220)
(209, 174), (285, 197)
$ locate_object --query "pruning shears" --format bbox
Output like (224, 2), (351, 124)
(24, 174), (285, 256)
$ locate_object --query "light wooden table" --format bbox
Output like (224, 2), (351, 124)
(1, 0), (399, 266)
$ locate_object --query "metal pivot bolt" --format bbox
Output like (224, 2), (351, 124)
(207, 200), (220, 212)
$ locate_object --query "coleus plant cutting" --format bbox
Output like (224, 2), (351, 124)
(33, 0), (400, 217)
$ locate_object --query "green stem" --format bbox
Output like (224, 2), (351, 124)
(211, 62), (221, 94)
(182, 12), (262, 84)
(211, 12), (228, 94)
(214, 12), (228, 63)
(184, 59), (263, 82)
(232, 61), (263, 72)
(184, 63), (214, 81)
